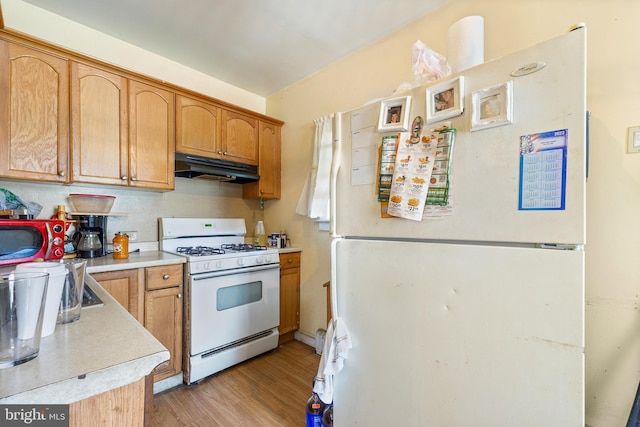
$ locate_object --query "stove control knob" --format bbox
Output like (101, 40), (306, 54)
(215, 260), (223, 269)
(256, 256), (264, 264)
(237, 258), (244, 267)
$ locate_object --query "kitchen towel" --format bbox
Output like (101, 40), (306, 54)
(447, 16), (484, 73)
(313, 317), (352, 404)
(296, 114), (334, 224)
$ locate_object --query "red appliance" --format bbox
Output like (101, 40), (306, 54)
(0, 219), (65, 266)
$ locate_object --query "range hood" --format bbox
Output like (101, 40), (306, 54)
(175, 152), (259, 184)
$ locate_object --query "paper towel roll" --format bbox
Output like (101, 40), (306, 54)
(447, 16), (484, 73)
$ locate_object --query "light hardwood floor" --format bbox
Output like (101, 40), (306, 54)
(153, 340), (320, 426)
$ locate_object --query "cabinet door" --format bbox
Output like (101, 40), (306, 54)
(70, 62), (129, 185)
(175, 95), (222, 158)
(279, 253), (300, 342)
(0, 40), (69, 182)
(128, 80), (175, 190)
(243, 121), (281, 199)
(221, 110), (258, 165)
(144, 286), (183, 381)
(92, 269), (143, 323)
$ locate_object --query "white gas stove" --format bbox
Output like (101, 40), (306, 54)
(159, 217), (280, 384)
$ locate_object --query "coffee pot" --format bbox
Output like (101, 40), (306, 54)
(75, 231), (102, 253)
(72, 214), (108, 258)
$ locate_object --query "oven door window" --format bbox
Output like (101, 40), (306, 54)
(217, 280), (262, 311)
(0, 227), (42, 260)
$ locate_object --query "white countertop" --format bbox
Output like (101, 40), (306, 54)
(84, 249), (186, 273)
(0, 272), (169, 404)
(278, 247), (301, 254)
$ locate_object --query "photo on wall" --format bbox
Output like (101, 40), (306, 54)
(377, 96), (412, 133)
(470, 81), (514, 131)
(425, 77), (464, 124)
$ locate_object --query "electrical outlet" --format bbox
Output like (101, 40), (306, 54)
(122, 231), (138, 242)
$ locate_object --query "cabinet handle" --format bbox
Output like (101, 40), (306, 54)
(288, 258), (293, 263)
(177, 293), (183, 299)
(58, 171), (65, 177)
(121, 176), (128, 180)
(222, 151), (228, 155)
(163, 274), (170, 280)
(217, 150), (223, 155)
(130, 177), (137, 181)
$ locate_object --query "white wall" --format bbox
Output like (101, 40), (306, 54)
(266, 1), (640, 426)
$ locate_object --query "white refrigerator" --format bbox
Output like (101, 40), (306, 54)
(329, 28), (586, 426)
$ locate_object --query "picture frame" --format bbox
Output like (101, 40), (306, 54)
(470, 81), (514, 131)
(425, 76), (464, 124)
(377, 96), (412, 133)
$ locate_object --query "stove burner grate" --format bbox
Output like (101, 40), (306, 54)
(220, 243), (267, 252)
(177, 246), (226, 256)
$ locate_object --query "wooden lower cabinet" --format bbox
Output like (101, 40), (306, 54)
(278, 252), (300, 344)
(144, 264), (183, 381)
(92, 264), (184, 382)
(91, 269), (143, 323)
(69, 376), (149, 427)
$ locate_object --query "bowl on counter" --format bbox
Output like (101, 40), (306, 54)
(68, 194), (115, 214)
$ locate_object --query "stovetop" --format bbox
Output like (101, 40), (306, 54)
(171, 243), (275, 258)
(158, 217), (279, 274)
(177, 243), (269, 256)
(168, 246), (279, 275)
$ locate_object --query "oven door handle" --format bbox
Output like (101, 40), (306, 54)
(191, 263), (280, 280)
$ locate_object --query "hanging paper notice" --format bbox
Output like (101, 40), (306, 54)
(518, 129), (567, 210)
(350, 104), (379, 186)
(387, 131), (438, 220)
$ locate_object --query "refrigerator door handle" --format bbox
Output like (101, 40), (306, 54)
(536, 243), (584, 250)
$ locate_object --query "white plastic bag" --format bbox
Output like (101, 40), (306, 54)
(412, 40), (451, 85)
(0, 188), (43, 217)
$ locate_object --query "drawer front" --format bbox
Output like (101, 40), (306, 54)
(279, 252), (300, 270)
(146, 264), (183, 290)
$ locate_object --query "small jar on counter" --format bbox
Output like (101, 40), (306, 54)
(112, 232), (129, 259)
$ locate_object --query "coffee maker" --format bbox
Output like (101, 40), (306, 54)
(73, 215), (108, 258)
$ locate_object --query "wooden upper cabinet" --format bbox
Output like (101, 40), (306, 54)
(243, 121), (281, 199)
(221, 110), (258, 165)
(71, 66), (175, 190)
(128, 80), (175, 190)
(0, 40), (69, 182)
(70, 62), (129, 186)
(175, 95), (221, 157)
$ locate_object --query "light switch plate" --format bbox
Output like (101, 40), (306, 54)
(628, 126), (640, 153)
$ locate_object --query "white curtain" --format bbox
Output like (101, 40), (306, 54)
(296, 114), (334, 223)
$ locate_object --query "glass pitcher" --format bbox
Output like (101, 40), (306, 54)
(76, 231), (102, 252)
